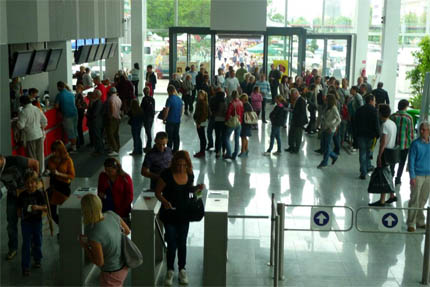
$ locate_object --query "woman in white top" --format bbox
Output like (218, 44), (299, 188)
(130, 63), (140, 98)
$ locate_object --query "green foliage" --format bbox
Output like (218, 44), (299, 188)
(147, 0), (175, 29)
(291, 17), (310, 25)
(406, 36), (430, 109)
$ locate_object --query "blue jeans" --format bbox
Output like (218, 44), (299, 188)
(207, 118), (215, 147)
(224, 125), (242, 157)
(7, 195), (19, 252)
(21, 220), (43, 270)
(143, 119), (154, 149)
(357, 136), (374, 176)
(333, 130), (341, 155)
(267, 125), (281, 152)
(320, 130), (338, 166)
(166, 122), (180, 152)
(131, 123), (143, 154)
(164, 222), (189, 271)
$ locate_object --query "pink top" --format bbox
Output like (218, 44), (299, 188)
(108, 94), (122, 120)
(250, 92), (263, 112)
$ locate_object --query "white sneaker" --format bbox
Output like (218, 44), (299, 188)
(179, 269), (189, 285)
(263, 152), (271, 156)
(108, 151), (119, 157)
(165, 270), (174, 286)
(273, 151), (281, 155)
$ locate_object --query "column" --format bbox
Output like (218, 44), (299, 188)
(380, 0), (401, 108)
(105, 39), (121, 81)
(353, 0), (370, 83)
(0, 45), (12, 154)
(131, 0), (146, 96)
(48, 41), (73, 100)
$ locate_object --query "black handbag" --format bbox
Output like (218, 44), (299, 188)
(368, 166), (395, 194)
(185, 196), (204, 222)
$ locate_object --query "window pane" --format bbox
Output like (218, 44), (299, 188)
(145, 31), (170, 93)
(178, 0), (210, 27)
(322, 0), (355, 33)
(367, 0), (383, 77)
(288, 0), (323, 31)
(147, 0), (175, 29)
(267, 0), (286, 27)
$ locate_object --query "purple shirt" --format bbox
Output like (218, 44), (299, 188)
(142, 146), (173, 189)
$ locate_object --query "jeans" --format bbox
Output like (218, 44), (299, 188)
(224, 125), (242, 157)
(333, 130), (341, 155)
(390, 149), (409, 183)
(7, 195), (19, 252)
(214, 121), (226, 153)
(21, 220), (42, 270)
(320, 130), (338, 166)
(166, 122), (180, 152)
(206, 118), (215, 148)
(92, 124), (104, 153)
(132, 80), (139, 98)
(143, 119), (154, 149)
(270, 84), (278, 103)
(196, 126), (207, 153)
(262, 98), (267, 121)
(164, 222), (189, 270)
(357, 136), (374, 176)
(267, 125), (281, 152)
(306, 104), (317, 132)
(131, 123), (143, 154)
(182, 94), (193, 114)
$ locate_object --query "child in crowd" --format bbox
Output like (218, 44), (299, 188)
(17, 171), (48, 277)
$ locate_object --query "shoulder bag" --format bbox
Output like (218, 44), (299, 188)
(244, 105), (258, 125)
(121, 230), (143, 268)
(185, 193), (205, 222)
(225, 103), (240, 128)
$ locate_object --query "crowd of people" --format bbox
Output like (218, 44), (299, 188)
(1, 59), (429, 286)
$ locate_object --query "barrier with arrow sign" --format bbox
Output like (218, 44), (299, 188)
(378, 210), (402, 232)
(311, 207), (333, 231)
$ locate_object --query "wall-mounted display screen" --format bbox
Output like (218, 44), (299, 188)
(108, 43), (117, 58)
(75, 45), (91, 64)
(29, 50), (49, 74)
(102, 43), (112, 59)
(11, 51), (34, 78)
(94, 44), (105, 61)
(87, 45), (98, 62)
(45, 49), (62, 72)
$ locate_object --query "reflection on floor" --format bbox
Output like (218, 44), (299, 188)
(0, 95), (426, 287)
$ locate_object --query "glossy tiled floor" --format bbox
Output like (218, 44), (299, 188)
(0, 94), (428, 287)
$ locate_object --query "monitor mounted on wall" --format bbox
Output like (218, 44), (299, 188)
(45, 49), (63, 72)
(75, 45), (91, 64)
(10, 51), (34, 78)
(29, 50), (49, 74)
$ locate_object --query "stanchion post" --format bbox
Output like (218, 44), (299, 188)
(422, 207), (430, 285)
(268, 193), (275, 266)
(276, 203), (285, 280)
(274, 214), (279, 287)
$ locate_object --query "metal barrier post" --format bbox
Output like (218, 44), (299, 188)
(268, 193), (275, 266)
(273, 214), (279, 287)
(422, 207), (430, 285)
(276, 203), (285, 280)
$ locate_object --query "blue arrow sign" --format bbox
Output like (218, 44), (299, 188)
(313, 211), (330, 226)
(382, 213), (398, 228)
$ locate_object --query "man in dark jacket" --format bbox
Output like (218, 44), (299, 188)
(268, 64), (281, 104)
(354, 94), (380, 179)
(286, 88), (308, 153)
(145, 65), (157, 95)
(372, 82), (390, 105)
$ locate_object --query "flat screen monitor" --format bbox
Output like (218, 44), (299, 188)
(108, 43), (117, 58)
(87, 45), (98, 62)
(29, 50), (49, 74)
(75, 45), (91, 64)
(94, 44), (105, 61)
(11, 51), (34, 78)
(102, 43), (112, 59)
(45, 49), (63, 72)
(93, 38), (100, 45)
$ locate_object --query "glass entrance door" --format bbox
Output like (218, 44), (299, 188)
(267, 35), (291, 78)
(189, 34), (212, 77)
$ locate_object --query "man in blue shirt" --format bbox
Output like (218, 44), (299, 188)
(407, 121), (430, 232)
(163, 85), (183, 153)
(55, 81), (78, 152)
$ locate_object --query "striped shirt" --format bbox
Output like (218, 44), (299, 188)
(255, 80), (271, 99)
(390, 110), (414, 150)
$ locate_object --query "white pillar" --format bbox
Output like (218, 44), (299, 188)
(380, 0), (400, 109)
(48, 41), (73, 100)
(353, 0), (370, 83)
(131, 0), (146, 96)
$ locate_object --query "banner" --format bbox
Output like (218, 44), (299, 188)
(273, 60), (289, 81)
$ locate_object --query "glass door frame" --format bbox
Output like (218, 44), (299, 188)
(305, 33), (353, 81)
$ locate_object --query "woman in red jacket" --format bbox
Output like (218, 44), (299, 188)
(224, 91), (244, 160)
(98, 158), (134, 226)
